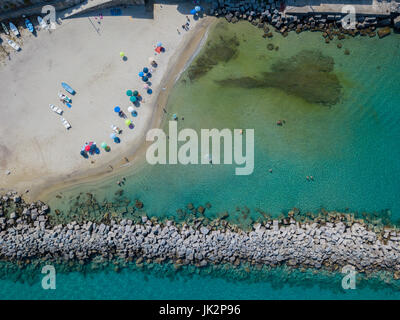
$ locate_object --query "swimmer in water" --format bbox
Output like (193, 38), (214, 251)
(306, 176), (310, 181)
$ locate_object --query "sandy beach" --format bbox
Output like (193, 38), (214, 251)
(0, 3), (213, 200)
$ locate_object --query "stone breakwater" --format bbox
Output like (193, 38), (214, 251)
(1, 192), (400, 276)
(208, 0), (400, 39)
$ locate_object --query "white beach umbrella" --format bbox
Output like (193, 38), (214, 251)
(127, 106), (134, 113)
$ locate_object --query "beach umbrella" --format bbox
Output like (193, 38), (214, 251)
(190, 9), (196, 14)
(155, 47), (162, 53)
(127, 106), (134, 113)
(130, 96), (137, 103)
(126, 90), (133, 96)
(146, 72), (152, 78)
(101, 142), (107, 149)
(120, 52), (125, 57)
(138, 71), (144, 77)
(110, 133), (117, 139)
(195, 6), (201, 12)
(133, 90), (139, 96)
(156, 42), (162, 47)
(132, 111), (138, 117)
(114, 106), (120, 112)
(142, 76), (148, 82)
(143, 67), (149, 73)
(172, 114), (177, 120)
(147, 89), (153, 94)
(143, 84), (149, 89)
(84, 145), (91, 152)
(125, 119), (132, 126)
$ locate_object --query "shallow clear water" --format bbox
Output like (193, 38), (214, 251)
(2, 21), (400, 299)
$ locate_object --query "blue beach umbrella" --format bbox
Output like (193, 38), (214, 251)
(195, 6), (201, 12)
(139, 71), (144, 77)
(130, 96), (137, 103)
(114, 106), (120, 112)
(190, 9), (196, 14)
(143, 67), (149, 73)
(156, 42), (162, 47)
(147, 89), (153, 94)
(142, 76), (148, 82)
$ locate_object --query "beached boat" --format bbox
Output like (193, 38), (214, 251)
(61, 117), (71, 129)
(7, 39), (20, 51)
(1, 22), (9, 35)
(9, 22), (19, 36)
(37, 16), (47, 30)
(58, 91), (72, 103)
(61, 82), (76, 95)
(49, 104), (63, 115)
(25, 18), (34, 33)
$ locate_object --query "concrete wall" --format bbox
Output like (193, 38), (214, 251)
(0, 0), (144, 19)
(0, 0), (144, 16)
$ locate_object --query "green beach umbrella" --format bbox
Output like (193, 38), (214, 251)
(120, 52), (125, 57)
(125, 119), (132, 126)
(101, 142), (107, 149)
(130, 96), (137, 103)
(126, 90), (133, 96)
(133, 90), (139, 96)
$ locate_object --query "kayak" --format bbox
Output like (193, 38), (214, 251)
(9, 22), (19, 36)
(25, 18), (34, 33)
(1, 22), (9, 35)
(61, 82), (76, 95)
(37, 16), (48, 29)
(7, 39), (20, 51)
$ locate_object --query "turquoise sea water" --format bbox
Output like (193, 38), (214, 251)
(2, 21), (400, 299)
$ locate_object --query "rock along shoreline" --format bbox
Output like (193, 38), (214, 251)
(208, 0), (400, 40)
(1, 191), (400, 278)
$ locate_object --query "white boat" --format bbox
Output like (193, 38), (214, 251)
(9, 22), (19, 36)
(37, 16), (48, 30)
(7, 39), (20, 51)
(49, 104), (63, 115)
(61, 117), (71, 129)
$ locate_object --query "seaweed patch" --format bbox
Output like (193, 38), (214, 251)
(216, 50), (343, 106)
(187, 32), (240, 81)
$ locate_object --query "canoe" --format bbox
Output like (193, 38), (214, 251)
(25, 19), (34, 33)
(7, 39), (20, 51)
(1, 22), (9, 35)
(9, 22), (19, 36)
(37, 16), (47, 29)
(61, 82), (76, 95)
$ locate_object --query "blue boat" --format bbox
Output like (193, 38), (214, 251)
(25, 18), (34, 33)
(61, 82), (76, 95)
